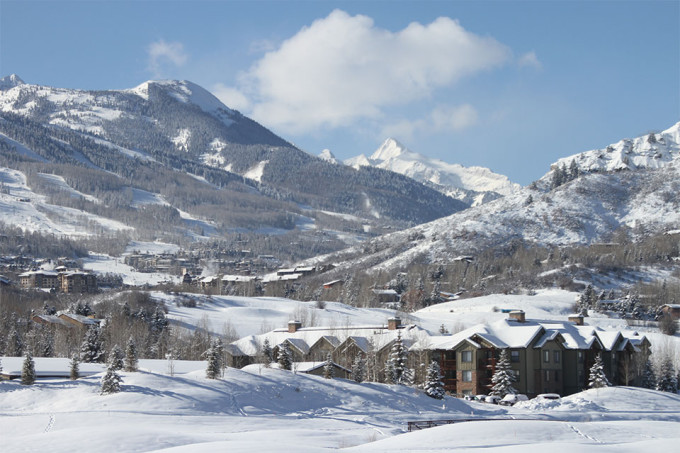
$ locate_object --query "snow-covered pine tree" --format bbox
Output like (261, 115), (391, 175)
(491, 349), (517, 397)
(100, 364), (122, 394)
(278, 342), (293, 371)
(124, 336), (138, 372)
(21, 352), (36, 385)
(205, 339), (222, 379)
(385, 331), (409, 384)
(588, 353), (611, 389)
(351, 353), (366, 383)
(262, 338), (273, 364)
(108, 344), (124, 371)
(8, 326), (23, 356)
(656, 356), (677, 393)
(641, 358), (656, 389)
(70, 353), (80, 380)
(323, 352), (334, 379)
(424, 360), (445, 399)
(80, 325), (104, 363)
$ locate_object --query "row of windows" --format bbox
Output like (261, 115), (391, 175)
(460, 369), (522, 383)
(457, 349), (565, 367)
(544, 350), (561, 363)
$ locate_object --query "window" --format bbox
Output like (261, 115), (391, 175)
(578, 351), (584, 363)
(554, 350), (561, 363)
(461, 350), (472, 362)
(555, 370), (559, 382)
(511, 350), (520, 363)
(462, 370), (472, 382)
(545, 370), (550, 382)
(544, 350), (550, 363)
(511, 369), (520, 382)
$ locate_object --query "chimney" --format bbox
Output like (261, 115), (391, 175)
(508, 310), (526, 323)
(288, 320), (302, 333)
(387, 317), (402, 330)
(568, 314), (584, 326)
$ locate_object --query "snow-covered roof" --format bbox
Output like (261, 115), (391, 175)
(229, 323), (428, 358)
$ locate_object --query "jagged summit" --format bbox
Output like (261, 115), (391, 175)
(345, 138), (520, 207)
(370, 138), (412, 161)
(318, 149), (338, 164)
(0, 74), (25, 90)
(546, 121), (680, 181)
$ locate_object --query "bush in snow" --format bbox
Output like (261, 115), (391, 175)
(588, 353), (611, 389)
(100, 364), (122, 394)
(424, 360), (445, 399)
(21, 352), (35, 385)
(491, 349), (517, 397)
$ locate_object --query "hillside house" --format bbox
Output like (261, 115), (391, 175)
(660, 304), (680, 320)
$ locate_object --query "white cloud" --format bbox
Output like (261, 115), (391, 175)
(232, 10), (510, 134)
(381, 104), (478, 140)
(518, 51), (542, 69)
(147, 39), (188, 75)
(212, 83), (252, 111)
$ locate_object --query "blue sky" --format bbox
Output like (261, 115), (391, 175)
(1, 1), (678, 185)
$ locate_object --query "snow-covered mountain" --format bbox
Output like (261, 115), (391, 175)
(314, 123), (680, 273)
(346, 138), (520, 206)
(0, 75), (465, 252)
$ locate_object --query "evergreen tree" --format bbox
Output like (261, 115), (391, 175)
(656, 356), (678, 393)
(424, 360), (445, 399)
(261, 338), (273, 364)
(8, 326), (23, 357)
(80, 325), (104, 363)
(588, 353), (611, 389)
(278, 342), (293, 371)
(491, 349), (517, 397)
(100, 364), (122, 394)
(69, 354), (80, 380)
(108, 344), (124, 371)
(641, 359), (656, 389)
(21, 352), (36, 385)
(205, 339), (222, 379)
(351, 353), (366, 383)
(323, 352), (334, 379)
(124, 336), (138, 372)
(385, 332), (409, 384)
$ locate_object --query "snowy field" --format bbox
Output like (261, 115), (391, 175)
(1, 362), (679, 452)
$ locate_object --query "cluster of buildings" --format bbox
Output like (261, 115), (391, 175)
(226, 311), (651, 398)
(18, 269), (97, 294)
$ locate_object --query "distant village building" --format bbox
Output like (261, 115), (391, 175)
(19, 269), (97, 293)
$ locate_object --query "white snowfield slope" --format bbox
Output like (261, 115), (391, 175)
(322, 122), (680, 272)
(346, 138), (520, 205)
(0, 167), (131, 235)
(1, 363), (679, 452)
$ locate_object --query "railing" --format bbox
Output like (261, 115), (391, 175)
(407, 417), (537, 432)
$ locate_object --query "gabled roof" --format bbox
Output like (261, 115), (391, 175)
(282, 337), (311, 355)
